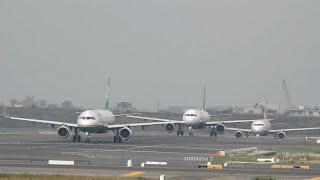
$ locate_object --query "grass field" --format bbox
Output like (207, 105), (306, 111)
(264, 146), (320, 153)
(212, 156), (262, 162)
(0, 174), (154, 180)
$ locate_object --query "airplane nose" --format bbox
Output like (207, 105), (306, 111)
(252, 126), (263, 134)
(184, 117), (197, 125)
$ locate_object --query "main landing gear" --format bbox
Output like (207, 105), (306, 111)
(113, 129), (123, 143)
(210, 131), (218, 137)
(210, 127), (217, 137)
(177, 124), (184, 136)
(72, 127), (81, 142)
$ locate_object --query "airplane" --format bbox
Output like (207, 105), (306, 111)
(3, 79), (168, 143)
(226, 103), (320, 139)
(126, 85), (272, 137)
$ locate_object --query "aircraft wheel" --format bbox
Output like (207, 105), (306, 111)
(210, 131), (213, 137)
(77, 135), (81, 142)
(72, 135), (76, 142)
(214, 132), (217, 137)
(177, 131), (180, 136)
(181, 131), (184, 136)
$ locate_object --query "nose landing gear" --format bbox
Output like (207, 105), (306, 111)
(85, 132), (90, 143)
(188, 127), (194, 136)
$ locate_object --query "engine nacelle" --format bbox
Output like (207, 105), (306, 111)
(165, 123), (175, 133)
(215, 124), (225, 134)
(119, 127), (132, 140)
(277, 131), (286, 139)
(235, 131), (243, 138)
(57, 125), (70, 139)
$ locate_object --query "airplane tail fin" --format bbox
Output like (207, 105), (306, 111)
(202, 84), (206, 111)
(264, 99), (267, 119)
(105, 78), (111, 110)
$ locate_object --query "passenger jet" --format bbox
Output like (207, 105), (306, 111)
(4, 79), (167, 143)
(226, 109), (320, 139)
(127, 86), (270, 137)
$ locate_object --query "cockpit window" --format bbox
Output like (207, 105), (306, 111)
(184, 114), (197, 117)
(80, 117), (95, 120)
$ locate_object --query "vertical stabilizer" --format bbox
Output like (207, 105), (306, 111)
(264, 99), (267, 119)
(105, 78), (111, 110)
(202, 84), (206, 111)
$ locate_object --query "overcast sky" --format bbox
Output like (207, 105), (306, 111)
(1, 1), (320, 110)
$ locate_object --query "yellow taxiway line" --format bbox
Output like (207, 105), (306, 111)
(122, 171), (145, 177)
(305, 177), (320, 180)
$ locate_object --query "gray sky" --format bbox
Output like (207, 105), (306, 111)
(1, 1), (320, 110)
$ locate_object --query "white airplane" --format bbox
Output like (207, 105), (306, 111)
(226, 105), (320, 139)
(3, 79), (167, 143)
(127, 86), (271, 137)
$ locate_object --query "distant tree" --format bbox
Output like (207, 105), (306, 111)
(61, 100), (74, 110)
(22, 96), (35, 108)
(35, 99), (47, 108)
(47, 104), (58, 109)
(9, 98), (19, 107)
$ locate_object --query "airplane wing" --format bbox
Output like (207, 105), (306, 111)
(125, 115), (185, 124)
(209, 114), (232, 117)
(114, 113), (141, 117)
(205, 119), (260, 126)
(225, 127), (252, 133)
(269, 127), (320, 133)
(107, 122), (169, 129)
(4, 111), (78, 127)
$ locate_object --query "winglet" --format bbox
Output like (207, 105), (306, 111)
(105, 78), (111, 110)
(3, 106), (9, 118)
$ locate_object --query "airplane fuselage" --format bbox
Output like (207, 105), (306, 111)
(182, 109), (210, 129)
(77, 110), (115, 133)
(250, 120), (271, 136)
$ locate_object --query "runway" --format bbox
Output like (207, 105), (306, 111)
(0, 128), (320, 179)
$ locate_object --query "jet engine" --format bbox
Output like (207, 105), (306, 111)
(165, 123), (175, 133)
(235, 131), (243, 138)
(57, 125), (70, 139)
(277, 131), (286, 139)
(215, 124), (225, 134)
(119, 127), (132, 140)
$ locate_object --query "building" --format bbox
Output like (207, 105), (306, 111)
(288, 108), (320, 117)
(243, 107), (263, 114)
(113, 102), (136, 114)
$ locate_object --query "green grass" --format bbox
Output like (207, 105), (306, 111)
(0, 174), (154, 180)
(211, 156), (262, 162)
(264, 146), (320, 153)
(251, 177), (275, 180)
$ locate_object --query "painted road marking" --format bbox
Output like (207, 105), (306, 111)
(305, 178), (320, 180)
(122, 171), (145, 177)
